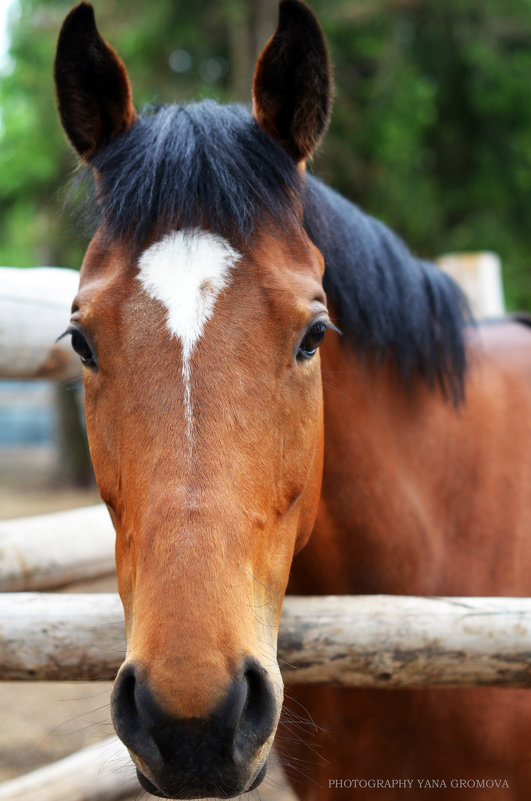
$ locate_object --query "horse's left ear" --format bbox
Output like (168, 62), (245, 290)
(54, 2), (137, 161)
(252, 0), (332, 165)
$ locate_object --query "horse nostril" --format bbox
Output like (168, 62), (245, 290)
(111, 663), (164, 770)
(244, 661), (277, 733)
(232, 659), (278, 764)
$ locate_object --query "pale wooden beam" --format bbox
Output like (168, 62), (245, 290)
(0, 736), (138, 801)
(0, 506), (114, 591)
(2, 593), (531, 687)
(0, 267), (80, 380)
(437, 252), (505, 319)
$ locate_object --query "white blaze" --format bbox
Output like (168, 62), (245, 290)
(136, 228), (241, 453)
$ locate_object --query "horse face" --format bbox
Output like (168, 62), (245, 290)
(56, 2), (331, 797)
(73, 223), (326, 796)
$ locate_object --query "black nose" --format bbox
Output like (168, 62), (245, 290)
(111, 659), (277, 799)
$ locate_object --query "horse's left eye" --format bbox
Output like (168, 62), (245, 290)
(297, 322), (327, 361)
(69, 328), (97, 368)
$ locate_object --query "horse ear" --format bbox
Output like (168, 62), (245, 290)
(54, 3), (137, 161)
(252, 0), (332, 165)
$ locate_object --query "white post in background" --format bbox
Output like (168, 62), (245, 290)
(0, 267), (81, 380)
(437, 252), (505, 319)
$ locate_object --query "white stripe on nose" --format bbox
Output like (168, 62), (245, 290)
(137, 228), (241, 454)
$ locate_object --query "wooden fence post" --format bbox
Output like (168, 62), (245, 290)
(437, 251), (505, 319)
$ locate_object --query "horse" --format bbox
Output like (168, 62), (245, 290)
(54, 2), (531, 799)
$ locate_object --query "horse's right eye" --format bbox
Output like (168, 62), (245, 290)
(69, 328), (97, 369)
(296, 321), (327, 361)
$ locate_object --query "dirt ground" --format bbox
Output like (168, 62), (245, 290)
(0, 481), (298, 800)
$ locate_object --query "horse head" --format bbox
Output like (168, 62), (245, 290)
(55, 2), (332, 797)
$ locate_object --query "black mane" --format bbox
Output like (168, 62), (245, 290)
(89, 100), (469, 402)
(304, 177), (470, 402)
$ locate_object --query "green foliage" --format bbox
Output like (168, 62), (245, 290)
(0, 0), (529, 309)
(312, 0), (531, 309)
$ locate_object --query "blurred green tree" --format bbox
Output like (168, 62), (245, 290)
(0, 0), (529, 309)
(311, 0), (531, 309)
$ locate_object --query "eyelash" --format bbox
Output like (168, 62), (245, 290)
(59, 326), (98, 369)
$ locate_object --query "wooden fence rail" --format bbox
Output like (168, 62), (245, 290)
(0, 505), (114, 591)
(0, 267), (81, 380)
(0, 736), (135, 801)
(2, 593), (531, 687)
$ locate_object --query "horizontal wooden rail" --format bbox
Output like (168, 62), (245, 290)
(0, 735), (297, 801)
(0, 736), (137, 801)
(0, 267), (81, 380)
(2, 594), (531, 686)
(0, 506), (115, 591)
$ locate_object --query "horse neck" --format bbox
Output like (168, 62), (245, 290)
(289, 322), (531, 598)
(289, 334), (442, 595)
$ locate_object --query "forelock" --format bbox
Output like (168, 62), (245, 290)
(88, 101), (304, 250)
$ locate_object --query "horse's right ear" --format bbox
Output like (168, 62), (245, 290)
(54, 3), (136, 161)
(252, 0), (332, 165)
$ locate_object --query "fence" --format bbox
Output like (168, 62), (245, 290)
(0, 257), (514, 800)
(2, 591), (531, 686)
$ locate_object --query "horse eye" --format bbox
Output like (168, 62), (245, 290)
(69, 328), (97, 368)
(297, 322), (327, 361)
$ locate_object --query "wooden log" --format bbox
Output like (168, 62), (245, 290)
(0, 736), (296, 801)
(0, 736), (138, 801)
(0, 505), (115, 591)
(278, 595), (531, 687)
(0, 267), (81, 380)
(2, 594), (531, 687)
(437, 251), (505, 319)
(0, 593), (123, 680)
